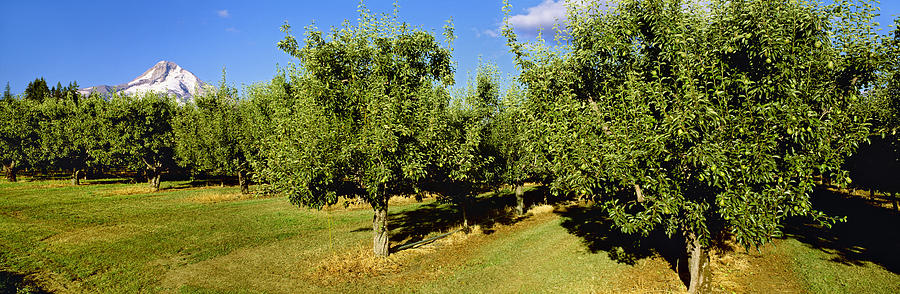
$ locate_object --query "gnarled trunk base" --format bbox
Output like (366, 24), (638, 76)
(373, 205), (389, 256)
(686, 232), (710, 294)
(4, 161), (17, 182)
(148, 171), (161, 192)
(72, 169), (81, 185)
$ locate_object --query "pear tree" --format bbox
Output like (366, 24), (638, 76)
(0, 98), (40, 182)
(102, 92), (177, 191)
(174, 74), (252, 193)
(264, 5), (454, 256)
(503, 0), (879, 292)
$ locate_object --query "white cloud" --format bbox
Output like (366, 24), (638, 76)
(217, 9), (230, 18)
(508, 0), (566, 36)
(474, 27), (499, 38)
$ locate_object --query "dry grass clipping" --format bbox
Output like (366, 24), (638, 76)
(310, 247), (404, 283)
(707, 240), (805, 293)
(605, 257), (684, 294)
(399, 225), (484, 254)
(708, 241), (752, 293)
(324, 195), (436, 211)
(188, 191), (251, 203)
(309, 224), (484, 285)
(527, 204), (555, 215)
(40, 182), (72, 189)
(103, 186), (154, 196)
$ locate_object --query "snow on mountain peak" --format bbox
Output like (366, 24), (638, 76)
(78, 61), (209, 103)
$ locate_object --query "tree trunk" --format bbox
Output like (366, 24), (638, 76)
(238, 171), (249, 194)
(515, 184), (525, 215)
(460, 197), (470, 229)
(148, 169), (161, 191)
(72, 169), (81, 185)
(373, 204), (390, 257)
(686, 232), (711, 294)
(4, 161), (17, 182)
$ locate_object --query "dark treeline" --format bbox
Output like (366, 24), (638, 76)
(1, 1), (898, 293)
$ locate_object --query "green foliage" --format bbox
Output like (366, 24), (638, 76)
(173, 71), (249, 180)
(101, 92), (177, 188)
(504, 0), (878, 251)
(490, 83), (535, 187)
(35, 98), (79, 169)
(0, 98), (41, 178)
(264, 4), (454, 210)
(870, 17), (900, 134)
(32, 94), (111, 181)
(428, 63), (502, 201)
(242, 73), (296, 185)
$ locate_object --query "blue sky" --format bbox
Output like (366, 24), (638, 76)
(1, 0), (898, 94)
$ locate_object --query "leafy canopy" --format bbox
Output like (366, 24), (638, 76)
(262, 4), (455, 209)
(504, 0), (878, 249)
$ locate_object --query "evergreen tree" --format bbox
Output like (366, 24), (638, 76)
(24, 77), (49, 102)
(66, 81), (80, 103)
(2, 82), (11, 100)
(52, 81), (63, 99)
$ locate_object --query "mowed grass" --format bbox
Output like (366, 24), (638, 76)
(1, 179), (898, 293)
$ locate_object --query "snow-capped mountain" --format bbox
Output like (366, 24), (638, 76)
(79, 61), (209, 103)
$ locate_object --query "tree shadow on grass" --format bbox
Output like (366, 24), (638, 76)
(554, 204), (736, 288)
(385, 186), (551, 252)
(83, 178), (134, 185)
(555, 205), (684, 266)
(0, 270), (49, 294)
(166, 179), (230, 190)
(783, 187), (900, 274)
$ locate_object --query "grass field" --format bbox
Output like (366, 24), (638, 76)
(1, 178), (898, 293)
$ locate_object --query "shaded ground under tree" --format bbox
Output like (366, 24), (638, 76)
(0, 270), (49, 294)
(352, 186), (552, 253)
(783, 187), (900, 275)
(555, 204), (715, 288)
(555, 186), (900, 289)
